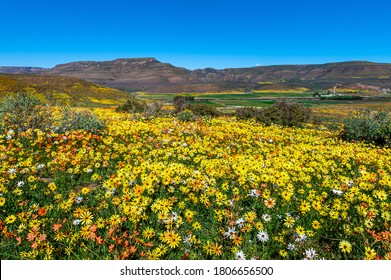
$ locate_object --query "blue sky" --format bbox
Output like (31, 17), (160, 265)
(0, 0), (390, 69)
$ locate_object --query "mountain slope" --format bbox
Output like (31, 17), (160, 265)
(1, 59), (391, 93)
(0, 74), (131, 106)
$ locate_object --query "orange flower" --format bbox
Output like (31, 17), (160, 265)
(53, 223), (62, 232)
(38, 208), (47, 216)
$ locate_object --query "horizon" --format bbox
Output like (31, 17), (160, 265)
(1, 0), (390, 69)
(1, 57), (391, 70)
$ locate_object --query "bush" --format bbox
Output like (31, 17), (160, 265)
(116, 96), (145, 113)
(234, 107), (260, 120)
(56, 107), (106, 134)
(0, 92), (53, 133)
(187, 104), (220, 117)
(177, 110), (193, 121)
(143, 101), (163, 118)
(340, 109), (391, 147)
(256, 99), (311, 127)
(173, 96), (188, 113)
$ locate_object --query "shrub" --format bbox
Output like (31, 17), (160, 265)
(187, 104), (220, 117)
(234, 107), (260, 120)
(177, 110), (193, 121)
(56, 107), (106, 134)
(143, 101), (164, 118)
(340, 109), (391, 147)
(0, 92), (53, 133)
(173, 96), (186, 113)
(256, 99), (311, 127)
(116, 96), (145, 113)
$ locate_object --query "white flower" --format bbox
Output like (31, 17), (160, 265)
(170, 211), (178, 221)
(86, 168), (93, 173)
(37, 163), (45, 169)
(262, 214), (271, 222)
(7, 168), (17, 174)
(6, 135), (12, 140)
(332, 189), (343, 196)
(17, 181), (24, 187)
(305, 248), (318, 259)
(183, 234), (192, 246)
(224, 227), (237, 239)
(249, 189), (260, 197)
(235, 250), (246, 260)
(235, 217), (245, 228)
(256, 231), (269, 242)
(287, 243), (296, 251)
(75, 197), (83, 204)
(295, 234), (307, 243)
(73, 219), (81, 225)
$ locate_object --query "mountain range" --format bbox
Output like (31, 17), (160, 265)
(1, 58), (391, 93)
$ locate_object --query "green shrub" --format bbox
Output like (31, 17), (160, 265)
(187, 104), (220, 117)
(177, 110), (193, 121)
(234, 107), (260, 120)
(116, 96), (145, 113)
(0, 92), (53, 133)
(340, 109), (391, 147)
(256, 99), (311, 127)
(56, 108), (106, 134)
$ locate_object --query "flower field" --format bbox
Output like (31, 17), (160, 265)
(1, 109), (391, 260)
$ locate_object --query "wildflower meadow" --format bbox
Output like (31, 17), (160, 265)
(1, 106), (390, 260)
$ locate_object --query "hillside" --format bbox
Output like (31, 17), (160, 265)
(0, 66), (46, 74)
(0, 74), (131, 106)
(1, 59), (391, 93)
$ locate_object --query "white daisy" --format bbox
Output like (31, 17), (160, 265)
(224, 227), (237, 239)
(262, 214), (272, 222)
(287, 243), (296, 251)
(235, 250), (246, 260)
(235, 217), (245, 228)
(305, 248), (318, 259)
(256, 231), (269, 242)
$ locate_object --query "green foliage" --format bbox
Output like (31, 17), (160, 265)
(177, 110), (193, 121)
(0, 92), (53, 133)
(115, 96), (146, 113)
(187, 104), (220, 117)
(234, 106), (261, 120)
(256, 99), (312, 127)
(232, 100), (311, 127)
(56, 107), (106, 134)
(340, 109), (391, 147)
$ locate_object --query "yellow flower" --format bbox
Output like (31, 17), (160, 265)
(5, 215), (16, 224)
(0, 197), (5, 207)
(312, 220), (321, 230)
(80, 211), (93, 225)
(109, 214), (121, 226)
(339, 240), (352, 254)
(364, 247), (376, 260)
(142, 227), (155, 239)
(284, 215), (295, 228)
(192, 222), (201, 230)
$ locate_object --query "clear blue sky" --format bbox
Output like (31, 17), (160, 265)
(0, 0), (390, 69)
